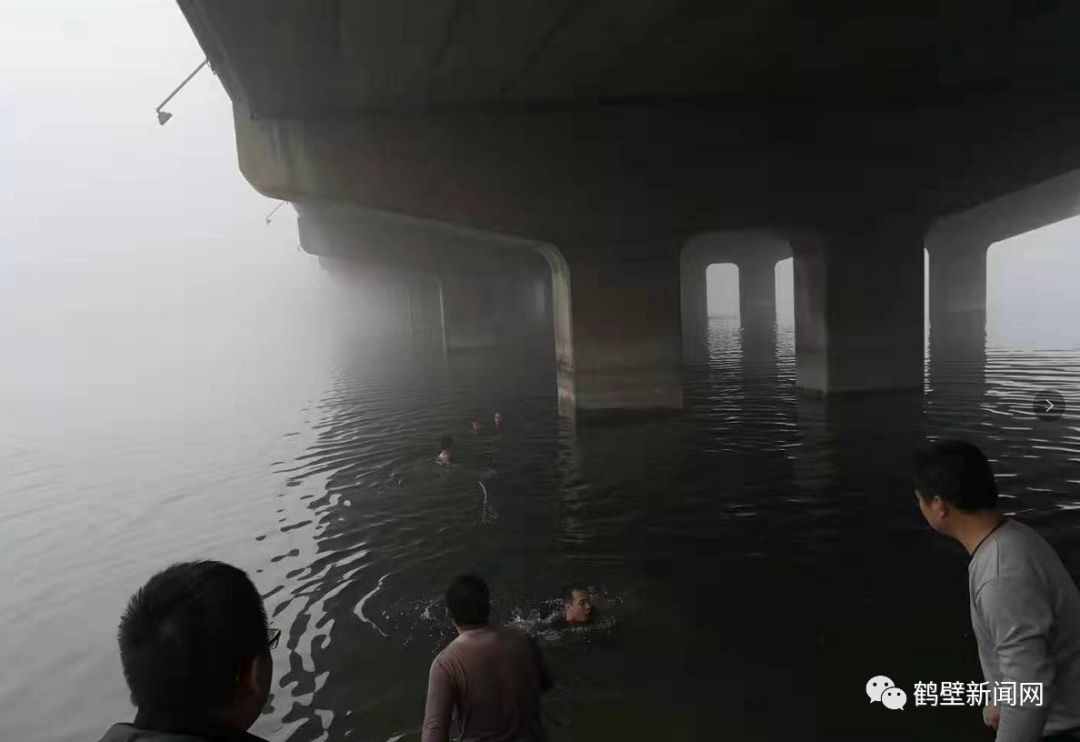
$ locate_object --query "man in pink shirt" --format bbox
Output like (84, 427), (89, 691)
(422, 575), (553, 742)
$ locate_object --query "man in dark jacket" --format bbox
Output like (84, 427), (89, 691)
(96, 560), (278, 742)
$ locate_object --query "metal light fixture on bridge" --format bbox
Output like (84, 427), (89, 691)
(154, 58), (208, 126)
(265, 200), (288, 224)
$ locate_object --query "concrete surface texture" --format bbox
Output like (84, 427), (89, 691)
(176, 1), (1080, 411)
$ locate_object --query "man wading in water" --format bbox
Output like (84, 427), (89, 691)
(422, 574), (554, 742)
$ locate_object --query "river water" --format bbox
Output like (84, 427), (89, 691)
(4, 297), (1080, 741)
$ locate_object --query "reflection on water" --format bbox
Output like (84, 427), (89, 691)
(5, 318), (1080, 741)
(249, 319), (1080, 742)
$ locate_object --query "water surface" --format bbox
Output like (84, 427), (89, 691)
(4, 317), (1080, 742)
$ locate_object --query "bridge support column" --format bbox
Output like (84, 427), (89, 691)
(737, 257), (778, 371)
(928, 241), (987, 385)
(567, 246), (683, 413)
(441, 275), (501, 352)
(679, 232), (791, 367)
(793, 225), (925, 394)
(680, 262), (710, 366)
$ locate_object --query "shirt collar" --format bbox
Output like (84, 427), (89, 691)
(132, 710), (269, 742)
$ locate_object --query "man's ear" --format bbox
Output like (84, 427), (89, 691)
(237, 655), (262, 699)
(931, 495), (949, 519)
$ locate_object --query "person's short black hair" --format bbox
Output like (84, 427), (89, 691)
(914, 440), (998, 513)
(445, 574), (490, 626)
(562, 583), (590, 605)
(118, 561), (269, 718)
(441, 434), (453, 450)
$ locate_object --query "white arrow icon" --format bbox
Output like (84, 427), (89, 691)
(1036, 391), (1064, 419)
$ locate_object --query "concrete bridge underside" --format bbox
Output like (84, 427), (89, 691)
(178, 0), (1080, 412)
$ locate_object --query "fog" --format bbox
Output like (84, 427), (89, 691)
(988, 217), (1080, 348)
(0, 1), (331, 450)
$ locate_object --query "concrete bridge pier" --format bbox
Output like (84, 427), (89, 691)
(793, 224), (926, 395)
(565, 243), (683, 414)
(301, 204), (684, 414)
(736, 256), (779, 373)
(318, 257), (447, 353)
(679, 232), (791, 367)
(679, 264), (711, 367)
(927, 241), (988, 387)
(923, 167), (1080, 389)
(440, 263), (551, 355)
(439, 276), (501, 352)
(302, 204), (555, 359)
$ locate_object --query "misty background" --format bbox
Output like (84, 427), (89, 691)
(1, 5), (337, 739)
(0, 2), (340, 449)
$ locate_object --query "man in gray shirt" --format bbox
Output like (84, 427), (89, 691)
(915, 440), (1080, 741)
(422, 574), (553, 742)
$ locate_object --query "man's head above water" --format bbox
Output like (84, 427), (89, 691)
(914, 440), (1002, 548)
(562, 584), (595, 625)
(446, 574), (491, 631)
(117, 560), (275, 732)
